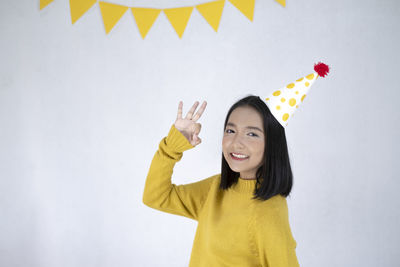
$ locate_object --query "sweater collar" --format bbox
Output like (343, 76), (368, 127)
(231, 177), (259, 194)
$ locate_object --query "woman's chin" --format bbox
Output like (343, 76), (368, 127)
(228, 165), (241, 173)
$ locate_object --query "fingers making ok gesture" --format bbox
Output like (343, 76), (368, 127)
(174, 100), (207, 147)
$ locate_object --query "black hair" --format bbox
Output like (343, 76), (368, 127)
(219, 94), (294, 201)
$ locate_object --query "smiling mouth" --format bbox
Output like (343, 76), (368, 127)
(230, 153), (249, 160)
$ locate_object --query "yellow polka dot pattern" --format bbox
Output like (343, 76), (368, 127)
(264, 71), (318, 127)
(306, 73), (314, 80)
(282, 113), (289, 121)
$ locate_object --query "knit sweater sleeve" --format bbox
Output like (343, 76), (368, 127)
(142, 124), (215, 221)
(255, 198), (300, 267)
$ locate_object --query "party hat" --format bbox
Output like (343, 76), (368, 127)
(265, 62), (330, 127)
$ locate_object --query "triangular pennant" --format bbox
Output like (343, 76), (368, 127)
(131, 8), (161, 39)
(40, 0), (53, 10)
(196, 0), (225, 32)
(164, 7), (194, 38)
(228, 0), (255, 21)
(70, 0), (97, 24)
(99, 1), (128, 34)
(275, 0), (286, 7)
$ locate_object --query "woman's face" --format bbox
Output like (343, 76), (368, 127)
(222, 106), (265, 179)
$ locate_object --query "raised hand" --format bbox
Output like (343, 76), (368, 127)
(174, 100), (207, 147)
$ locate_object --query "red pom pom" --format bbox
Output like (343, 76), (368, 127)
(314, 62), (330, 77)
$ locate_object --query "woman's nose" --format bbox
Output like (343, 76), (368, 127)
(232, 135), (245, 149)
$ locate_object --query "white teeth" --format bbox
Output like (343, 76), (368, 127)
(232, 153), (248, 158)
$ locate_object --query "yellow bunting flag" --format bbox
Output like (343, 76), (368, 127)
(196, 0), (225, 32)
(40, 0), (53, 10)
(131, 8), (161, 39)
(164, 7), (194, 38)
(99, 2), (128, 34)
(275, 0), (286, 7)
(70, 0), (97, 24)
(42, 0), (287, 37)
(228, 0), (255, 21)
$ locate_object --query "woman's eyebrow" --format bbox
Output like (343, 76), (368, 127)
(226, 122), (263, 133)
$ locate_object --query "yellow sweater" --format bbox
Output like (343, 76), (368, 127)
(143, 124), (300, 267)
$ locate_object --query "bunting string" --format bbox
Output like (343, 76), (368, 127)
(39, 0), (286, 38)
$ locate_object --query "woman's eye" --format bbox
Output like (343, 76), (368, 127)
(225, 129), (258, 137)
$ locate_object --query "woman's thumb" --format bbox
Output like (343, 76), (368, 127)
(192, 133), (201, 146)
(194, 134), (201, 146)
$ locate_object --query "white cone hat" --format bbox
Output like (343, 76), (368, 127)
(265, 62), (330, 127)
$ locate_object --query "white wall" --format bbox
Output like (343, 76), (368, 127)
(1, 0), (399, 266)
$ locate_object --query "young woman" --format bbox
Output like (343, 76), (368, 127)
(143, 95), (299, 267)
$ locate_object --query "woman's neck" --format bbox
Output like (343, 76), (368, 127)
(240, 177), (256, 180)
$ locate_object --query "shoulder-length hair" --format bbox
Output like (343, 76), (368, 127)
(219, 95), (294, 201)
